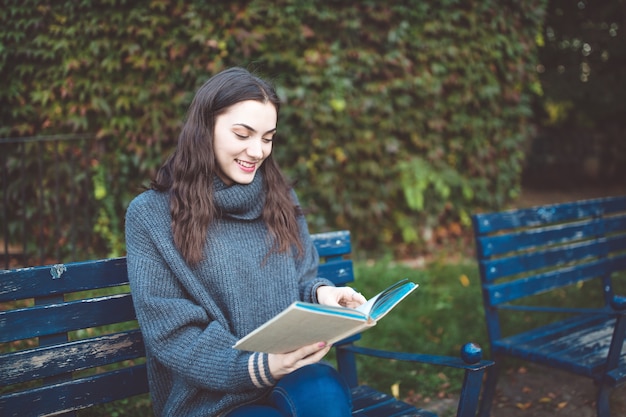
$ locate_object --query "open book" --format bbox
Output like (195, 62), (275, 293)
(233, 279), (418, 354)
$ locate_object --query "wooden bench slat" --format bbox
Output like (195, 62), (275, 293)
(350, 385), (436, 417)
(486, 257), (610, 305)
(0, 364), (149, 417)
(480, 238), (612, 281)
(0, 257), (128, 302)
(0, 293), (136, 343)
(475, 214), (626, 258)
(496, 315), (624, 377)
(313, 230), (352, 258)
(0, 330), (144, 385)
(515, 318), (614, 361)
(318, 259), (354, 286)
(472, 195), (626, 234)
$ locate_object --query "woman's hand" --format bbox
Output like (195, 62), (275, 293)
(268, 341), (332, 379)
(316, 285), (367, 309)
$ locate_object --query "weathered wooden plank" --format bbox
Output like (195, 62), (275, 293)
(312, 230), (351, 258)
(480, 235), (626, 282)
(475, 215), (626, 258)
(486, 258), (610, 305)
(351, 385), (436, 417)
(0, 257), (127, 302)
(318, 259), (354, 286)
(472, 195), (626, 234)
(0, 365), (149, 417)
(0, 293), (137, 343)
(0, 330), (145, 385)
(494, 315), (621, 376)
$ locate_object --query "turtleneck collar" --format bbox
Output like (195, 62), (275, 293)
(213, 172), (265, 221)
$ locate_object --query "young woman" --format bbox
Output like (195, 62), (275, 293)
(125, 67), (366, 417)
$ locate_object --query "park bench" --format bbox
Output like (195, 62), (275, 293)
(1, 230), (492, 417)
(472, 195), (626, 417)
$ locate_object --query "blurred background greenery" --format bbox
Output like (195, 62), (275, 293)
(2, 0), (624, 266)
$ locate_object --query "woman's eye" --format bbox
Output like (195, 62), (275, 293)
(263, 137), (274, 143)
(234, 132), (249, 139)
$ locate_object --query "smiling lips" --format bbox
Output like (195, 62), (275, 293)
(236, 159), (257, 173)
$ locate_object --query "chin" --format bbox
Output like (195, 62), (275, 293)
(230, 172), (257, 185)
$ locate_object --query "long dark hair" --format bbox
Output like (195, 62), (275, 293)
(152, 68), (303, 266)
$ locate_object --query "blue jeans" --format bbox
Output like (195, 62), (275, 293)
(225, 363), (352, 417)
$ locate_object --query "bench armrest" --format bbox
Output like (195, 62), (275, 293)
(336, 342), (493, 417)
(336, 343), (493, 371)
(611, 295), (626, 311)
(497, 304), (615, 315)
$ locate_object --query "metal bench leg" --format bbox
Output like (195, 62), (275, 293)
(457, 367), (487, 417)
(478, 358), (500, 417)
(596, 383), (611, 417)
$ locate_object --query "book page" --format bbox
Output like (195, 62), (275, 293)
(370, 281), (418, 321)
(233, 303), (372, 354)
(355, 280), (418, 321)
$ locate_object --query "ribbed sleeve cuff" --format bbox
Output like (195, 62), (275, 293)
(248, 352), (275, 388)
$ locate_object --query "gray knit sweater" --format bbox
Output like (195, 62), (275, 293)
(125, 173), (334, 417)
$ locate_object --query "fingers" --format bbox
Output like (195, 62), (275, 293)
(302, 343), (331, 364)
(317, 285), (367, 308)
(295, 341), (331, 363)
(351, 290), (367, 305)
(268, 341), (331, 379)
(338, 287), (367, 308)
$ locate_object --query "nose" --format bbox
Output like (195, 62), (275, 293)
(246, 138), (264, 160)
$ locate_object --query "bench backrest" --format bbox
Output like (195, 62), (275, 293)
(0, 230), (354, 417)
(472, 196), (626, 336)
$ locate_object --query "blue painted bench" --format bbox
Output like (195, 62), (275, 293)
(472, 196), (626, 417)
(1, 230), (492, 417)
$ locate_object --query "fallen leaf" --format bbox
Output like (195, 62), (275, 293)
(557, 401), (568, 409)
(459, 274), (470, 287)
(539, 397), (552, 403)
(516, 402), (532, 410)
(522, 386), (532, 393)
(391, 382), (400, 399)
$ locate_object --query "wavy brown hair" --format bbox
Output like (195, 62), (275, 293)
(151, 68), (303, 266)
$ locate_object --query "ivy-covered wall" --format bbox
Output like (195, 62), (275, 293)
(1, 0), (546, 259)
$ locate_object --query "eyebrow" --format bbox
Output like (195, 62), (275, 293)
(233, 123), (277, 135)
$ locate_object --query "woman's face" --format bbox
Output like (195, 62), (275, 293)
(213, 100), (277, 186)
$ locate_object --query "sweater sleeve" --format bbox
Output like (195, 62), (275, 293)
(125, 193), (276, 393)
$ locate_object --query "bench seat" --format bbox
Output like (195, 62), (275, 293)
(493, 314), (625, 378)
(351, 385), (436, 417)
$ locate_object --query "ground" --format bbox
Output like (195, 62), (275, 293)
(428, 184), (626, 417)
(426, 362), (625, 416)
(487, 364), (625, 417)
